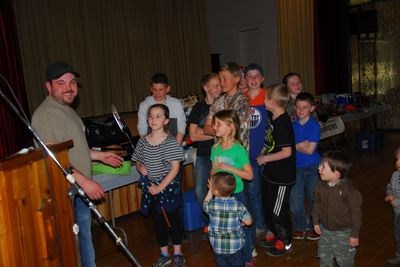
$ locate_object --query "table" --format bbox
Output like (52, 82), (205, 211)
(339, 104), (391, 123)
(94, 169), (140, 227)
(320, 104), (390, 140)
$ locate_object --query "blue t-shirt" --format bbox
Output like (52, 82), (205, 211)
(293, 116), (321, 167)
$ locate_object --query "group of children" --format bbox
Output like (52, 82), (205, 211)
(129, 61), (400, 267)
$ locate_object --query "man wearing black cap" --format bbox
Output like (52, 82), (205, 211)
(32, 62), (123, 267)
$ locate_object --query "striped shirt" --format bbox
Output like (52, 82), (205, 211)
(132, 136), (184, 181)
(203, 197), (251, 255)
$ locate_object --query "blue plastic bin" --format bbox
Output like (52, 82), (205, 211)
(183, 190), (204, 231)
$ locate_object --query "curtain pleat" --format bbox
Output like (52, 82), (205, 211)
(0, 0), (32, 159)
(277, 0), (315, 94)
(12, 0), (211, 117)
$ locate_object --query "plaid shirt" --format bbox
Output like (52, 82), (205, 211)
(203, 197), (251, 254)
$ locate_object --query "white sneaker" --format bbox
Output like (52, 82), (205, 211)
(252, 248), (258, 258)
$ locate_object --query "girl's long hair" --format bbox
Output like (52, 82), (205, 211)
(212, 109), (242, 146)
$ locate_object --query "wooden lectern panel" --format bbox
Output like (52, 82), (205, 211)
(0, 141), (78, 267)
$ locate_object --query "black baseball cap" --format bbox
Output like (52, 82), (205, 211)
(45, 61), (80, 81)
(244, 63), (264, 76)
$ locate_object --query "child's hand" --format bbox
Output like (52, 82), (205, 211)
(217, 162), (231, 171)
(148, 183), (162, 195)
(204, 178), (214, 201)
(385, 195), (397, 205)
(137, 163), (148, 176)
(314, 225), (321, 235)
(207, 178), (213, 190)
(349, 237), (359, 247)
(256, 154), (267, 165)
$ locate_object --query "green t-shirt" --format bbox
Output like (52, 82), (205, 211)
(210, 142), (250, 193)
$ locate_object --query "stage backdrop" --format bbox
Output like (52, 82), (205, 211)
(12, 0), (211, 117)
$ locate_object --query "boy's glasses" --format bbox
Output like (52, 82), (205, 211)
(245, 74), (262, 80)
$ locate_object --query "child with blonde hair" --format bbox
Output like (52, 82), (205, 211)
(256, 84), (296, 257)
(210, 109), (254, 266)
(203, 62), (251, 150)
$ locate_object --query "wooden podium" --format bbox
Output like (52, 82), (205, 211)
(0, 141), (78, 266)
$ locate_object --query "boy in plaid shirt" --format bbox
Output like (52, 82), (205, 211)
(204, 172), (252, 267)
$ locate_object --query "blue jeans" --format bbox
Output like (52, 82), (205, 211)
(214, 247), (245, 267)
(290, 164), (319, 231)
(233, 191), (253, 263)
(194, 155), (211, 225)
(75, 197), (96, 267)
(244, 161), (265, 230)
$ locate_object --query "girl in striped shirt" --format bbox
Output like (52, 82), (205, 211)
(132, 103), (185, 267)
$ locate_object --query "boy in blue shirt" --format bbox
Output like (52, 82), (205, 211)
(290, 92), (321, 240)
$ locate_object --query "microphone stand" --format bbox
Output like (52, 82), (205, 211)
(0, 90), (141, 267)
(111, 104), (136, 152)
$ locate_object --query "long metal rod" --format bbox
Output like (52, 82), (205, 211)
(111, 105), (136, 152)
(0, 90), (141, 267)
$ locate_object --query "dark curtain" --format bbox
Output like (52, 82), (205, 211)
(0, 0), (31, 159)
(314, 0), (350, 95)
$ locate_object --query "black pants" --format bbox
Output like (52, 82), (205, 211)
(150, 200), (183, 247)
(262, 180), (293, 244)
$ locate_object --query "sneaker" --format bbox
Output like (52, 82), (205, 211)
(252, 247), (258, 258)
(256, 228), (266, 238)
(387, 254), (400, 265)
(152, 254), (171, 267)
(305, 230), (320, 241)
(258, 234), (276, 248)
(173, 255), (185, 267)
(200, 226), (209, 240)
(266, 240), (292, 257)
(292, 231), (305, 240)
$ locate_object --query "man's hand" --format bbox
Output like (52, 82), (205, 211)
(100, 152), (123, 167)
(79, 178), (104, 200)
(68, 166), (104, 200)
(91, 150), (123, 167)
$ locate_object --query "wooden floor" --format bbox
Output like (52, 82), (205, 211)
(93, 131), (399, 267)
